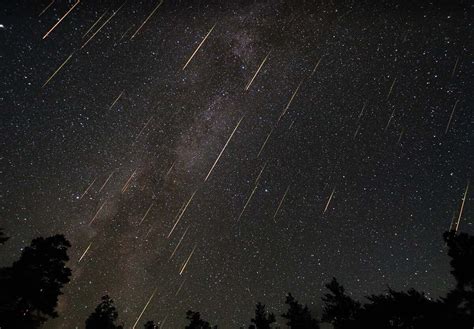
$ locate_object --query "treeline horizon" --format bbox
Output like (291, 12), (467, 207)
(0, 228), (473, 329)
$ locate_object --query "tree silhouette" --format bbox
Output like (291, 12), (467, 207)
(249, 302), (276, 329)
(144, 320), (158, 328)
(185, 310), (217, 329)
(321, 278), (361, 329)
(0, 228), (8, 245)
(85, 295), (123, 329)
(281, 293), (319, 329)
(0, 234), (72, 329)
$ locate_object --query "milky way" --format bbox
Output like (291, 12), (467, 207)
(1, 1), (472, 328)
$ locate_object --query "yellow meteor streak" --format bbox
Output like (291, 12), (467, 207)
(165, 161), (175, 178)
(182, 23), (217, 70)
(81, 1), (126, 49)
(42, 52), (74, 88)
(238, 163), (267, 221)
(168, 190), (197, 238)
(386, 77), (396, 100)
(455, 180), (470, 232)
(82, 10), (109, 38)
(132, 287), (158, 329)
(175, 278), (186, 296)
(170, 226), (189, 260)
(273, 185), (290, 221)
(108, 90), (124, 110)
(323, 187), (336, 214)
(80, 177), (97, 199)
(121, 170), (136, 193)
(88, 200), (107, 226)
(43, 0), (80, 39)
(257, 127), (273, 158)
(78, 242), (92, 263)
(99, 170), (115, 192)
(278, 78), (304, 122)
(136, 116), (154, 140)
(445, 99), (459, 134)
(130, 0), (164, 40)
(245, 50), (271, 91)
(39, 0), (55, 17)
(179, 245), (197, 275)
(204, 116), (244, 182)
(138, 202), (154, 226)
(309, 56), (323, 78)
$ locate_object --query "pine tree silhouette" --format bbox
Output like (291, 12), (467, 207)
(0, 228), (9, 245)
(249, 302), (276, 329)
(281, 293), (319, 329)
(321, 278), (361, 329)
(0, 234), (71, 329)
(85, 295), (124, 329)
(185, 310), (217, 329)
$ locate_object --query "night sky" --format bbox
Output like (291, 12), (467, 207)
(1, 0), (473, 328)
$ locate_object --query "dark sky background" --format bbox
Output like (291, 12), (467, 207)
(1, 0), (473, 328)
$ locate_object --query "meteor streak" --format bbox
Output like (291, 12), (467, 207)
(179, 245), (197, 275)
(168, 190), (197, 238)
(80, 177), (97, 199)
(132, 287), (158, 329)
(445, 100), (459, 134)
(357, 102), (367, 121)
(245, 50), (271, 91)
(237, 163), (267, 221)
(39, 0), (55, 17)
(204, 116), (244, 182)
(165, 161), (175, 178)
(386, 77), (396, 100)
(159, 315), (168, 329)
(170, 226), (190, 260)
(108, 90), (124, 110)
(82, 10), (108, 38)
(278, 78), (304, 122)
(273, 185), (290, 221)
(99, 171), (115, 192)
(130, 0), (164, 40)
(138, 202), (154, 225)
(43, 0), (80, 39)
(384, 108), (396, 131)
(78, 242), (92, 263)
(323, 187), (336, 214)
(455, 180), (470, 232)
(136, 116), (154, 140)
(257, 127), (273, 158)
(451, 56), (460, 78)
(309, 56), (323, 77)
(42, 52), (74, 88)
(88, 200), (107, 226)
(121, 170), (136, 193)
(175, 278), (186, 296)
(182, 23), (217, 70)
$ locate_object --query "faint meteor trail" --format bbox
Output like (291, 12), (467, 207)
(80, 178), (97, 199)
(42, 0), (80, 39)
(130, 0), (164, 40)
(139, 203), (154, 225)
(384, 108), (396, 131)
(309, 56), (323, 77)
(108, 90), (124, 110)
(82, 10), (108, 38)
(179, 245), (197, 275)
(165, 161), (175, 178)
(38, 0), (55, 17)
(353, 125), (360, 139)
(132, 287), (158, 329)
(170, 226), (190, 260)
(175, 278), (186, 296)
(99, 171), (115, 192)
(136, 116), (154, 140)
(121, 170), (136, 193)
(159, 315), (168, 329)
(397, 128), (404, 144)
(323, 187), (336, 214)
(278, 78), (304, 122)
(78, 242), (92, 263)
(289, 119), (296, 130)
(88, 201), (107, 226)
(357, 102), (367, 121)
(42, 52), (74, 88)
(245, 50), (271, 91)
(451, 56), (460, 78)
(454, 180), (470, 232)
(204, 116), (244, 182)
(182, 23), (217, 70)
(168, 190), (197, 238)
(273, 185), (290, 221)
(237, 163), (267, 221)
(81, 1), (126, 49)
(257, 127), (273, 158)
(445, 99), (459, 134)
(386, 77), (396, 100)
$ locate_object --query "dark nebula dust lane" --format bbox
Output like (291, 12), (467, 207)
(1, 0), (472, 328)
